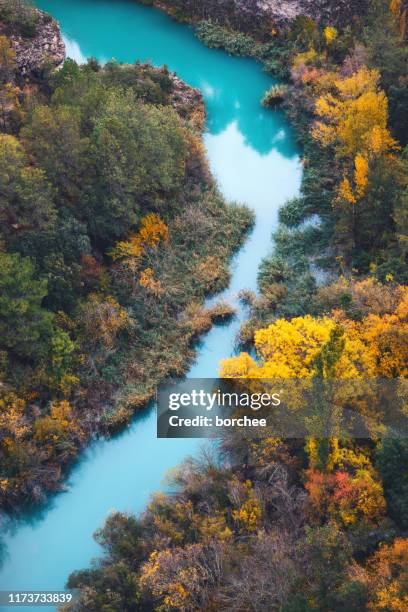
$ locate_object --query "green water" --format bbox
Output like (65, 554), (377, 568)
(0, 1), (302, 608)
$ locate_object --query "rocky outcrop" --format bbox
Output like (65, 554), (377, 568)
(151, 0), (369, 33)
(299, 0), (369, 26)
(170, 72), (205, 126)
(256, 0), (369, 26)
(2, 10), (65, 78)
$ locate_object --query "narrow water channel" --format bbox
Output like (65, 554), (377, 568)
(0, 1), (302, 607)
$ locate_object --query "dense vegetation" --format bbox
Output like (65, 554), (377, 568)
(64, 0), (408, 610)
(0, 1), (252, 510)
(0, 0), (39, 37)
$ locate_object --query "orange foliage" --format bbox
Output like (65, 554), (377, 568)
(305, 467), (386, 527)
(364, 538), (408, 610)
(110, 213), (169, 262)
(139, 267), (164, 296)
(34, 400), (82, 445)
(80, 294), (130, 349)
(317, 278), (408, 317)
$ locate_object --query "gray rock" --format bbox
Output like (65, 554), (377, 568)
(5, 9), (65, 78)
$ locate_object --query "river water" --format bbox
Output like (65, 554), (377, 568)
(0, 1), (302, 608)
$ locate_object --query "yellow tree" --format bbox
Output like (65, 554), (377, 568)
(313, 67), (397, 159)
(220, 300), (407, 474)
(110, 213), (169, 263)
(312, 67), (398, 206)
(220, 315), (371, 379)
(221, 286), (408, 380)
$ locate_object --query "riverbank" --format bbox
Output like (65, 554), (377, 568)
(139, 0), (371, 35)
(63, 1), (408, 609)
(0, 10), (253, 512)
(141, 0), (408, 335)
(0, 0), (302, 596)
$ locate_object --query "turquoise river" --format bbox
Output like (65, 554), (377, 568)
(0, 1), (302, 609)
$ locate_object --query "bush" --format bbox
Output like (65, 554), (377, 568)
(279, 197), (309, 228)
(0, 0), (39, 37)
(261, 84), (289, 108)
(195, 20), (257, 57)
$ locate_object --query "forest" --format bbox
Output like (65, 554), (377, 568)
(64, 0), (408, 610)
(0, 0), (408, 609)
(0, 0), (252, 509)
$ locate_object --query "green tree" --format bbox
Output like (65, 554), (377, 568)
(50, 59), (105, 133)
(89, 89), (187, 242)
(394, 148), (408, 261)
(21, 104), (90, 206)
(365, 0), (408, 145)
(294, 523), (356, 610)
(0, 252), (53, 363)
(0, 134), (56, 246)
(376, 438), (408, 528)
(17, 214), (91, 312)
(48, 328), (77, 393)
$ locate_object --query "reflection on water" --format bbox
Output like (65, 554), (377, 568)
(40, 0), (300, 159)
(204, 121), (299, 212)
(0, 0), (302, 605)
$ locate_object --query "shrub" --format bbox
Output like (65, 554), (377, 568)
(195, 20), (257, 57)
(0, 0), (38, 37)
(261, 84), (289, 108)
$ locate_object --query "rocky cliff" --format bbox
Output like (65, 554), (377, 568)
(1, 9), (65, 78)
(155, 0), (369, 33)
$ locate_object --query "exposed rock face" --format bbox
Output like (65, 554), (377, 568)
(158, 0), (279, 32)
(234, 0), (302, 25)
(156, 0), (369, 31)
(3, 10), (65, 77)
(259, 0), (369, 25)
(170, 73), (205, 122)
(299, 0), (369, 26)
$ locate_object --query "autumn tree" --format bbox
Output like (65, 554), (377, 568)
(34, 400), (82, 454)
(313, 67), (398, 217)
(222, 283), (408, 380)
(140, 544), (217, 611)
(313, 67), (397, 161)
(111, 213), (169, 263)
(220, 314), (372, 379)
(305, 462), (386, 527)
(358, 538), (408, 610)
(78, 294), (130, 351)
